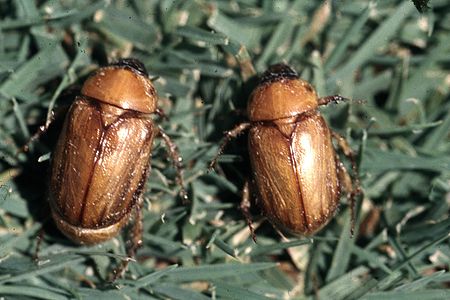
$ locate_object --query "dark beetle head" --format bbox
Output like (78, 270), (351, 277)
(259, 63), (299, 85)
(110, 58), (148, 76)
(247, 63), (318, 122)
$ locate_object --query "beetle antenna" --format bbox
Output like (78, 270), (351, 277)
(318, 95), (347, 106)
(208, 122), (251, 171)
(318, 95), (367, 106)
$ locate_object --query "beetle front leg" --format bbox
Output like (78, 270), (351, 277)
(158, 126), (189, 203)
(17, 102), (72, 155)
(17, 113), (55, 154)
(208, 122), (251, 170)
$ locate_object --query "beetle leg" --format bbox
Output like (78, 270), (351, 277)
(332, 131), (362, 236)
(335, 155), (357, 236)
(32, 205), (51, 263)
(331, 131), (360, 185)
(17, 103), (71, 155)
(208, 122), (251, 170)
(109, 199), (144, 281)
(158, 126), (189, 203)
(318, 95), (347, 106)
(17, 114), (55, 155)
(240, 180), (257, 242)
(32, 226), (45, 263)
(155, 107), (169, 121)
(128, 198), (144, 265)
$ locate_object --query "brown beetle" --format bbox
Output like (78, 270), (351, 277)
(211, 64), (360, 237)
(49, 59), (186, 248)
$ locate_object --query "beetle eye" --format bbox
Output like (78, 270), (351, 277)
(110, 58), (148, 76)
(260, 63), (299, 85)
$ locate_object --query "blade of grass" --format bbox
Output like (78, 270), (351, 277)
(330, 1), (415, 82)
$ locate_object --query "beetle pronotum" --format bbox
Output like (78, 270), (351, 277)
(49, 58), (187, 276)
(210, 63), (360, 238)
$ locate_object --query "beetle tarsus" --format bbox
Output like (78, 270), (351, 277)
(158, 126), (189, 204)
(208, 122), (251, 171)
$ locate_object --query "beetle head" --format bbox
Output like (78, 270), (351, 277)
(259, 64), (299, 85)
(248, 64), (318, 122)
(110, 58), (148, 76)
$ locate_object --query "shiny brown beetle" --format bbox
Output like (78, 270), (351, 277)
(210, 64), (360, 237)
(49, 58), (186, 248)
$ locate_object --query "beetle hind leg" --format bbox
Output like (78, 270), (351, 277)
(32, 226), (45, 263)
(332, 131), (362, 236)
(335, 156), (356, 235)
(240, 180), (257, 242)
(331, 131), (361, 189)
(109, 199), (144, 281)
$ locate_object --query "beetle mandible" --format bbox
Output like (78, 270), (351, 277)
(49, 58), (187, 249)
(210, 64), (360, 237)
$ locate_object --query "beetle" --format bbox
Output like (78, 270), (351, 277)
(210, 63), (360, 237)
(49, 58), (186, 251)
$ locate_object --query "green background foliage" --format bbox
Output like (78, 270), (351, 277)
(0, 0), (449, 299)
